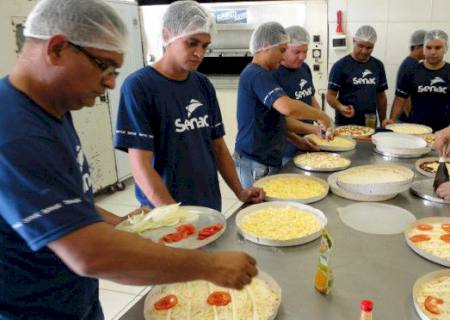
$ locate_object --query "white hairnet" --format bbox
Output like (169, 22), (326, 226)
(410, 30), (426, 46)
(250, 22), (289, 54)
(285, 26), (310, 46)
(354, 25), (377, 44)
(162, 0), (215, 46)
(424, 29), (448, 49)
(24, 0), (128, 53)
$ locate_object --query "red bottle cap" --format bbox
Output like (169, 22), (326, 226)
(360, 300), (373, 312)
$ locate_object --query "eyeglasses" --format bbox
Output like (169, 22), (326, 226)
(68, 41), (120, 78)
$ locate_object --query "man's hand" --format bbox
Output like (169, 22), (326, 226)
(436, 181), (450, 199)
(434, 129), (450, 157)
(238, 187), (265, 204)
(339, 105), (355, 118)
(382, 118), (395, 127)
(297, 136), (320, 151)
(207, 252), (258, 290)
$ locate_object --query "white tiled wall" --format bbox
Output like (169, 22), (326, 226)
(328, 0), (450, 117)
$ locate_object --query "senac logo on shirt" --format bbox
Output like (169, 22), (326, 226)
(295, 78), (313, 100)
(418, 77), (447, 93)
(352, 69), (376, 85)
(175, 99), (210, 133)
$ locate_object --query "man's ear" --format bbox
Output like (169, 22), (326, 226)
(162, 28), (173, 45)
(46, 35), (68, 65)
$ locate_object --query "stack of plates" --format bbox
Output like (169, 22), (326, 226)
(329, 164), (414, 200)
(372, 132), (431, 158)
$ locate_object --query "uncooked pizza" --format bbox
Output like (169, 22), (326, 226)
(293, 152), (351, 170)
(239, 206), (322, 241)
(335, 125), (374, 138)
(306, 135), (355, 149)
(416, 275), (450, 319)
(407, 222), (450, 262)
(146, 277), (280, 320)
(419, 161), (450, 175)
(254, 176), (327, 200)
(386, 123), (432, 135)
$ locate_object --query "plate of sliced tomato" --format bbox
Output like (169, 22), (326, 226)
(140, 206), (226, 250)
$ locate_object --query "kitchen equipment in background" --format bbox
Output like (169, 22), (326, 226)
(332, 10), (347, 50)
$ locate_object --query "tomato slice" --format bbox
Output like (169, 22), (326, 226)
(176, 224), (196, 237)
(442, 223), (450, 233)
(416, 224), (433, 231)
(207, 291), (231, 306)
(440, 233), (450, 243)
(424, 296), (443, 315)
(409, 234), (431, 243)
(161, 232), (184, 243)
(154, 294), (178, 310)
(198, 223), (224, 240)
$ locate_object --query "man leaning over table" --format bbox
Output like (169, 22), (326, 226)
(0, 1), (258, 319)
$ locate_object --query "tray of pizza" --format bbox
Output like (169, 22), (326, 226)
(386, 123), (433, 135)
(293, 152), (351, 172)
(144, 270), (281, 320)
(413, 269), (450, 320)
(415, 157), (450, 177)
(405, 217), (450, 267)
(235, 201), (327, 247)
(253, 173), (329, 204)
(305, 134), (356, 152)
(334, 125), (375, 138)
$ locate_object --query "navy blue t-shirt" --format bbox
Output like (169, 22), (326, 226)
(115, 67), (224, 211)
(235, 63), (288, 167)
(396, 56), (420, 122)
(0, 78), (103, 319)
(328, 54), (388, 125)
(396, 62), (450, 131)
(273, 63), (316, 159)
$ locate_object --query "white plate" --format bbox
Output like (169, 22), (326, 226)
(143, 270), (282, 320)
(254, 173), (329, 204)
(338, 202), (416, 235)
(415, 157), (450, 177)
(404, 217), (450, 267)
(115, 206), (226, 249)
(305, 134), (356, 152)
(386, 123), (433, 135)
(412, 269), (450, 320)
(374, 147), (432, 159)
(327, 172), (398, 201)
(235, 201), (327, 247)
(372, 132), (428, 155)
(335, 164), (414, 196)
(293, 152), (351, 172)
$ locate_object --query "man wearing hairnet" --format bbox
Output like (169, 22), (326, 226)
(0, 0), (257, 318)
(392, 30), (426, 123)
(115, 0), (264, 212)
(234, 22), (332, 188)
(327, 25), (388, 126)
(273, 26), (322, 164)
(385, 30), (450, 131)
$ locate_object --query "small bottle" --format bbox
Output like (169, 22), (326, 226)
(360, 300), (373, 320)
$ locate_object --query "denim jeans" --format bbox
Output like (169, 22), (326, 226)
(233, 152), (281, 188)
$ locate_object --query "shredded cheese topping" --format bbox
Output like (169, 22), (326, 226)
(255, 176), (326, 199)
(417, 276), (450, 319)
(294, 152), (350, 169)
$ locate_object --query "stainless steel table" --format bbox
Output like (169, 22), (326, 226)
(118, 142), (450, 320)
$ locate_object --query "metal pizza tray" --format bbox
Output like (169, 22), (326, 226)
(374, 147), (431, 159)
(293, 153), (351, 172)
(410, 179), (450, 204)
(404, 217), (450, 267)
(235, 201), (327, 247)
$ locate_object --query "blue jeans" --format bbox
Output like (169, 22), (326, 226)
(233, 152), (281, 188)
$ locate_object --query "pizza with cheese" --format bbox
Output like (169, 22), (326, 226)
(416, 275), (450, 319)
(407, 222), (450, 263)
(334, 125), (374, 138)
(239, 206), (322, 241)
(294, 152), (351, 170)
(386, 123), (432, 135)
(306, 134), (355, 150)
(146, 276), (280, 320)
(254, 175), (327, 200)
(419, 161), (450, 175)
